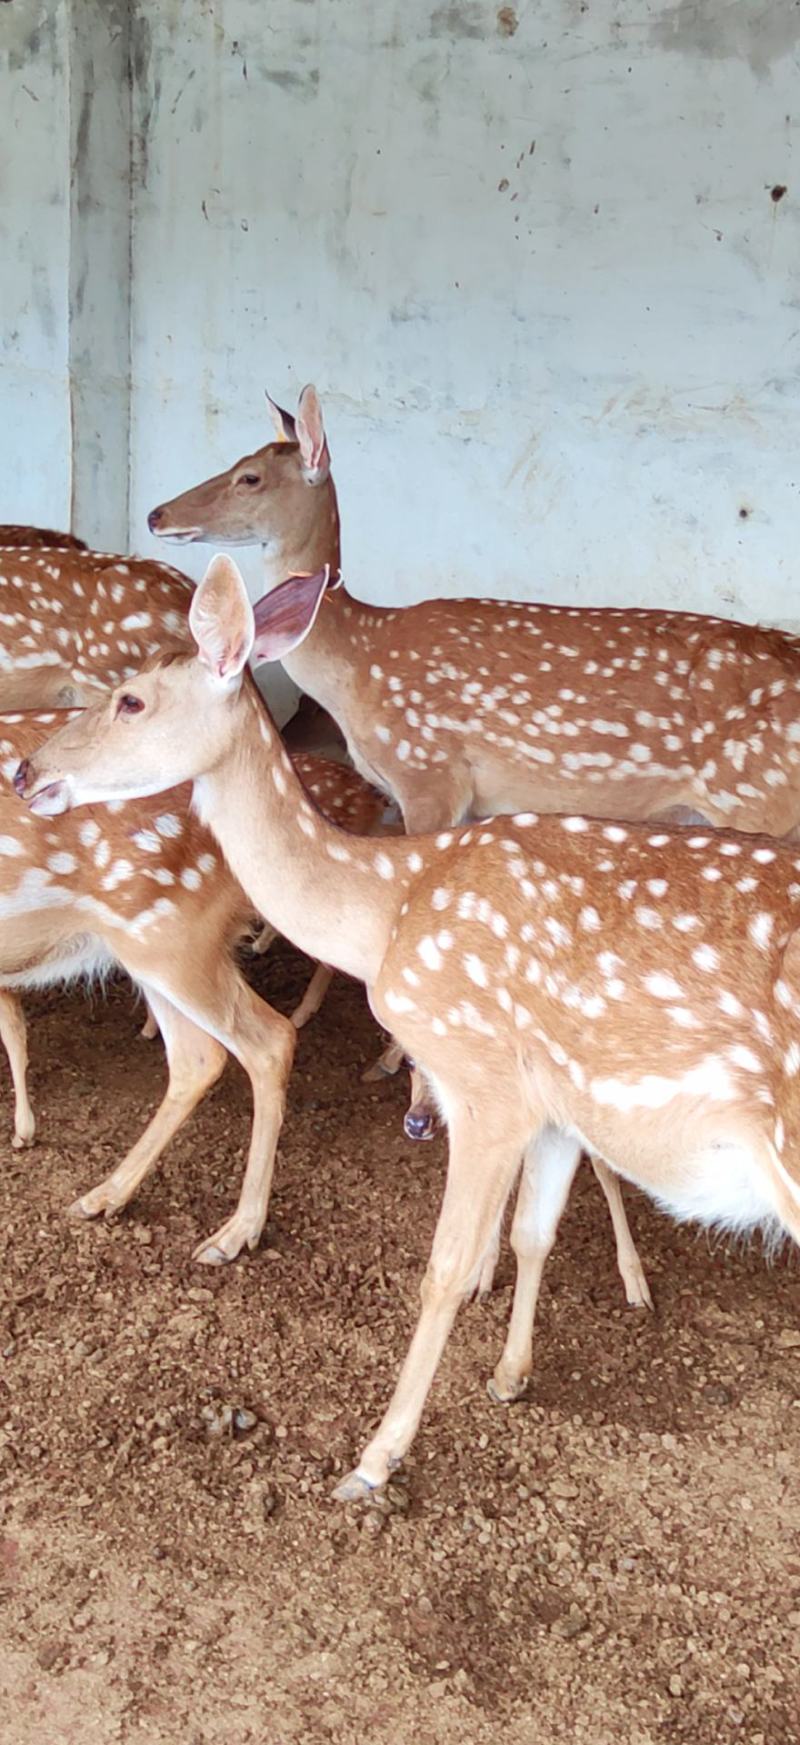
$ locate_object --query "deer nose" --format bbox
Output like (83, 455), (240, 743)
(404, 1108), (437, 1142)
(147, 506), (164, 532)
(13, 759), (31, 797)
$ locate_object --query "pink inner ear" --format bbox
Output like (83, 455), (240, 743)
(251, 568), (330, 661)
(297, 396), (326, 470)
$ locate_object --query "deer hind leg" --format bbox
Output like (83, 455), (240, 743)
(590, 1155), (653, 1309)
(251, 921), (277, 955)
(362, 1036), (405, 1082)
(334, 1090), (530, 1500)
(489, 1127), (583, 1405)
(290, 962), (334, 1029)
(177, 973), (295, 1265)
(250, 918), (333, 1028)
(140, 998), (159, 1040)
(70, 991), (227, 1222)
(403, 1062), (438, 1142)
(0, 991), (35, 1148)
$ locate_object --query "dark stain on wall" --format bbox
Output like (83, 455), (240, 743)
(261, 66), (320, 95)
(430, 3), (485, 40)
(651, 0), (800, 76)
(497, 6), (518, 36)
(4, 5), (58, 73)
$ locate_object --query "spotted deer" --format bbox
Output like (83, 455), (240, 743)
(1, 708), (407, 1264)
(27, 560), (800, 1503)
(0, 543), (195, 711)
(147, 385), (800, 839)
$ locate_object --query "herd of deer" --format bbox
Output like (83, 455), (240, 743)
(3, 385), (800, 1501)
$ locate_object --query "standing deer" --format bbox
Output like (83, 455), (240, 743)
(147, 385), (800, 838)
(19, 557), (799, 1500)
(0, 708), (404, 1264)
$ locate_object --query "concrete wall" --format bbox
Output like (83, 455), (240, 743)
(129, 1), (800, 633)
(3, 3), (800, 636)
(67, 0), (132, 550)
(0, 0), (130, 549)
(0, 1), (71, 528)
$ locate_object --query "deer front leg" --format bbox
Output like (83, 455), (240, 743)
(190, 984), (295, 1264)
(334, 1094), (529, 1500)
(0, 991), (35, 1148)
(70, 993), (226, 1220)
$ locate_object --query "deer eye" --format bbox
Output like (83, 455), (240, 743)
(238, 472), (261, 487)
(117, 693), (145, 717)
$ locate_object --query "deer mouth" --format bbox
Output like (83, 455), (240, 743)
(13, 760), (71, 816)
(155, 527), (203, 544)
(28, 780), (70, 817)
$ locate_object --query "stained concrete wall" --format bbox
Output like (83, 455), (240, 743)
(3, 3), (800, 637)
(129, 1), (800, 633)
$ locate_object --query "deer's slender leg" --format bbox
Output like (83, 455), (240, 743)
(490, 1128), (582, 1404)
(70, 992), (226, 1219)
(0, 991), (35, 1148)
(335, 1089), (529, 1498)
(590, 1156), (653, 1310)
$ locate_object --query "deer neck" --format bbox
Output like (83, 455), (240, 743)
(258, 484), (382, 706)
(191, 686), (404, 985)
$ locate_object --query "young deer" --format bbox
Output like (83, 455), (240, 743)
(0, 709), (400, 1264)
(148, 386), (800, 838)
(0, 544), (194, 710)
(22, 558), (798, 1502)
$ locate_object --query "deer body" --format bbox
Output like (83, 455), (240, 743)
(0, 710), (392, 1263)
(20, 559), (800, 1498)
(0, 546), (193, 710)
(149, 386), (800, 837)
(0, 528), (87, 551)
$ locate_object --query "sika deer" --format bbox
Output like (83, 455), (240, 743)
(33, 562), (798, 1502)
(0, 710), (397, 1263)
(149, 386), (800, 838)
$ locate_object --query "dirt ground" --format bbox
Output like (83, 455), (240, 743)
(0, 942), (798, 1745)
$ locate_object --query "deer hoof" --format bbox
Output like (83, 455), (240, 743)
(623, 1267), (654, 1311)
(403, 1109), (436, 1141)
(192, 1219), (262, 1265)
(69, 1190), (117, 1221)
(332, 1468), (380, 1505)
(486, 1371), (529, 1407)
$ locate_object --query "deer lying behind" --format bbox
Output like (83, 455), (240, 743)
(0, 527), (87, 551)
(149, 385), (800, 838)
(0, 709), (404, 1264)
(0, 543), (194, 710)
(20, 557), (799, 1501)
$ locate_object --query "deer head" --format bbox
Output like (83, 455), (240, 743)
(147, 385), (334, 553)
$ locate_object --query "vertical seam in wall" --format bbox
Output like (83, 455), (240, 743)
(125, 2), (135, 550)
(66, 0), (76, 534)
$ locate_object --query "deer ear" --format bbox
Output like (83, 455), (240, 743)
(190, 555), (255, 685)
(295, 385), (330, 481)
(265, 390), (296, 443)
(251, 567), (331, 665)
